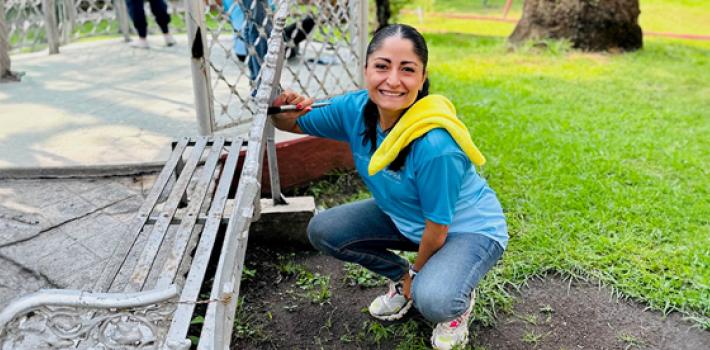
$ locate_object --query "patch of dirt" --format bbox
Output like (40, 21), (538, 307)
(472, 276), (709, 349)
(233, 171), (709, 348)
(232, 246), (709, 349)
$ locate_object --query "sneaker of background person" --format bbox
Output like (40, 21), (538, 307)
(129, 38), (149, 49)
(164, 33), (177, 47)
(368, 280), (413, 321)
(431, 290), (476, 350)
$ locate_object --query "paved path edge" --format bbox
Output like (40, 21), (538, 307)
(0, 162), (165, 179)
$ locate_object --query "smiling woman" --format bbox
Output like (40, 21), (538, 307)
(269, 24), (508, 350)
(364, 27), (428, 128)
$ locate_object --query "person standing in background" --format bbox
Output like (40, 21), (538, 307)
(126, 0), (177, 49)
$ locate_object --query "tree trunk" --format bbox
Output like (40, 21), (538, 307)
(509, 0), (643, 51)
(376, 0), (391, 31)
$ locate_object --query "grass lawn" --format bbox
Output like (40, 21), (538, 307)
(420, 31), (710, 329)
(403, 0), (710, 37)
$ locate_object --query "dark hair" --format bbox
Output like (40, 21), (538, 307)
(362, 24), (430, 172)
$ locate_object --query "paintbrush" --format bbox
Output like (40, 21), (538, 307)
(267, 101), (331, 115)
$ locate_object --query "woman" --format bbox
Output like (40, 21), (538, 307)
(271, 24), (507, 350)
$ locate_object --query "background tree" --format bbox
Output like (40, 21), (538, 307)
(374, 0), (414, 31)
(376, 0), (391, 31)
(509, 0), (643, 51)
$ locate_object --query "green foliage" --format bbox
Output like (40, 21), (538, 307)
(241, 266), (257, 282)
(617, 332), (643, 349)
(296, 271), (332, 304)
(274, 253), (332, 304)
(390, 0), (417, 22)
(366, 320), (396, 345)
(343, 262), (388, 288)
(275, 252), (304, 277)
(233, 297), (269, 341)
(521, 330), (544, 345)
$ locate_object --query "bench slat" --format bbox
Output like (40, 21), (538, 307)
(165, 137), (243, 344)
(93, 138), (190, 293)
(154, 137), (226, 288)
(124, 138), (209, 292)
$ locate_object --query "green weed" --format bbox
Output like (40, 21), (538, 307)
(233, 297), (269, 342)
(366, 321), (395, 345)
(521, 330), (544, 345)
(275, 253), (304, 277)
(617, 332), (643, 350)
(241, 266), (256, 282)
(296, 271), (332, 304)
(343, 262), (388, 288)
(518, 313), (538, 326)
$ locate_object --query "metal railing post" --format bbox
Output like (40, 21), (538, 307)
(357, 0), (368, 87)
(266, 42), (286, 205)
(114, 0), (132, 42)
(42, 0), (60, 54)
(185, 0), (215, 136)
(60, 0), (76, 44)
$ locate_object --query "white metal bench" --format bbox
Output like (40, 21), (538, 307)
(0, 4), (294, 349)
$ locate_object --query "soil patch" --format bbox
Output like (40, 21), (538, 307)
(232, 246), (709, 349)
(472, 276), (709, 349)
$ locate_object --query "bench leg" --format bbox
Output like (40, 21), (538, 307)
(265, 123), (287, 205)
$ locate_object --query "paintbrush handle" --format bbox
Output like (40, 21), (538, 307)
(267, 102), (331, 115)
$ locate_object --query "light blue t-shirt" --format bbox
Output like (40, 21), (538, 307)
(297, 90), (508, 248)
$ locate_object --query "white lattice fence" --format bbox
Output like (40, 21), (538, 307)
(2, 0), (49, 53)
(0, 0), (187, 54)
(191, 0), (367, 133)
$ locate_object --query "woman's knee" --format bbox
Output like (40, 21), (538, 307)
(412, 281), (469, 323)
(306, 213), (336, 253)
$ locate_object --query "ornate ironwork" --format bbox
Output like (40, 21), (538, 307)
(1, 303), (175, 349)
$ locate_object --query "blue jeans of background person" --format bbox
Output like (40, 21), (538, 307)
(307, 198), (505, 323)
(240, 0), (271, 81)
(126, 0), (171, 38)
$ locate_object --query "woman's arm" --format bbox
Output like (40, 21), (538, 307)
(270, 90), (313, 133)
(402, 220), (448, 298)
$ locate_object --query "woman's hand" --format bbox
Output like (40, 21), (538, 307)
(270, 90), (313, 133)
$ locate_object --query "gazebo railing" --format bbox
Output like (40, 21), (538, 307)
(191, 0), (367, 133)
(0, 0), (187, 55)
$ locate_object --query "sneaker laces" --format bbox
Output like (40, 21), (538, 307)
(387, 281), (404, 298)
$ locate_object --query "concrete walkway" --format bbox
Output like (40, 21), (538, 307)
(0, 175), (153, 308)
(0, 35), (302, 174)
(1, 37), (197, 170)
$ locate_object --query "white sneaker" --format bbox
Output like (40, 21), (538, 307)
(163, 33), (176, 47)
(431, 290), (476, 350)
(368, 280), (413, 321)
(129, 38), (149, 49)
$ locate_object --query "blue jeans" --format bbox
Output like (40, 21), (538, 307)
(240, 0), (271, 81)
(307, 199), (505, 323)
